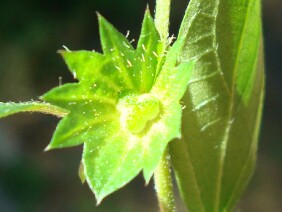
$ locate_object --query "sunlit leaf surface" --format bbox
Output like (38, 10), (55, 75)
(170, 0), (264, 211)
(0, 9), (193, 203)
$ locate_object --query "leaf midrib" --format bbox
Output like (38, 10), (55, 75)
(214, 1), (255, 211)
(55, 115), (115, 145)
(105, 31), (136, 90)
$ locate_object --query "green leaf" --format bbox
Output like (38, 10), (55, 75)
(152, 39), (194, 102)
(0, 3), (195, 206)
(98, 14), (138, 91)
(0, 101), (68, 118)
(170, 0), (264, 211)
(41, 83), (117, 110)
(59, 50), (105, 82)
(137, 9), (165, 92)
(82, 120), (143, 204)
(39, 9), (193, 202)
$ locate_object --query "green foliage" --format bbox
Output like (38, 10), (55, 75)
(0, 0), (264, 211)
(0, 8), (193, 204)
(170, 0), (264, 211)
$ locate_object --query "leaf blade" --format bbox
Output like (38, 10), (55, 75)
(98, 15), (137, 90)
(137, 9), (163, 92)
(59, 50), (104, 82)
(170, 0), (264, 211)
(82, 121), (143, 203)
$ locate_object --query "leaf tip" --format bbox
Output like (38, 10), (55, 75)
(176, 132), (182, 140)
(38, 95), (45, 101)
(96, 198), (103, 206)
(44, 145), (51, 152)
(144, 179), (151, 186)
(94, 191), (106, 206)
(97, 12), (105, 24)
(78, 162), (86, 184)
(97, 13), (108, 33)
(97, 13), (113, 32)
(143, 170), (153, 185)
(96, 11), (101, 17)
(145, 4), (150, 13)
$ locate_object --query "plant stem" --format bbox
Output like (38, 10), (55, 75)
(155, 0), (171, 42)
(154, 1), (176, 211)
(154, 147), (176, 212)
(0, 101), (68, 119)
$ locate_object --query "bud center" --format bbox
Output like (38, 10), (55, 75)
(117, 94), (160, 134)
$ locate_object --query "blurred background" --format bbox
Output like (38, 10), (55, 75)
(0, 0), (281, 211)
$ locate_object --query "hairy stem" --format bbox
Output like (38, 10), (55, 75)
(0, 101), (68, 119)
(155, 0), (171, 42)
(154, 147), (176, 212)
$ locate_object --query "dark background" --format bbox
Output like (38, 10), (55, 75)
(0, 0), (281, 211)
